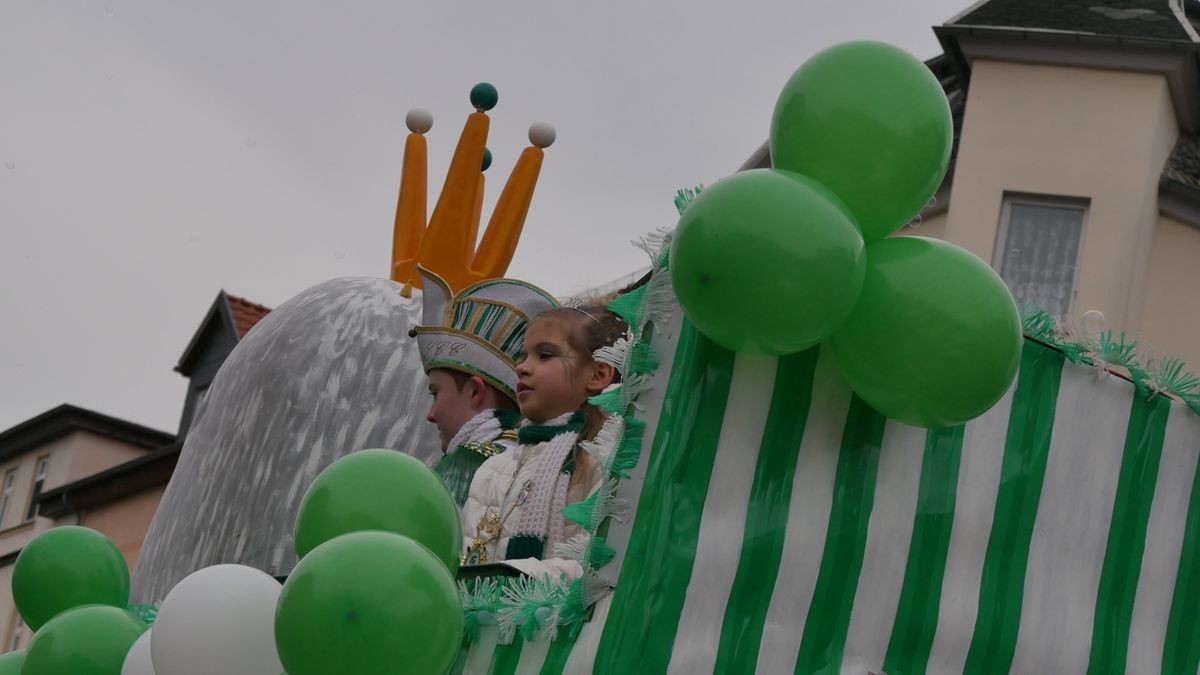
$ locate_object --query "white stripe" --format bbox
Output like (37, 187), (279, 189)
(841, 420), (926, 673)
(1126, 402), (1200, 672)
(462, 626), (501, 675)
(1009, 367), (1130, 673)
(564, 593), (613, 674)
(925, 381), (1018, 675)
(515, 632), (552, 675)
(755, 347), (852, 675)
(665, 353), (778, 674)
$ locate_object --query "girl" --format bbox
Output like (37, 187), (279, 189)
(459, 301), (627, 575)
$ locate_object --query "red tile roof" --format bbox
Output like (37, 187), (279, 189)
(225, 294), (272, 338)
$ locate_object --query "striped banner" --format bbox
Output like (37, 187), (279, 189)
(463, 322), (1200, 674)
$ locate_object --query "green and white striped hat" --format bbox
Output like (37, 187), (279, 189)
(412, 266), (558, 401)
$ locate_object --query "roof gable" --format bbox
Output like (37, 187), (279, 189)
(0, 404), (173, 464)
(951, 0), (1196, 43)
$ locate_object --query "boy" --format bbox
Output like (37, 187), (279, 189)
(411, 266), (558, 506)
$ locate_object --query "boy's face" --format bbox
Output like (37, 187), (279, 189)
(425, 369), (479, 450)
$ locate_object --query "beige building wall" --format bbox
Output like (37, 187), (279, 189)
(77, 485), (166, 574)
(1142, 215), (1200, 366)
(0, 430), (153, 651)
(944, 60), (1179, 332)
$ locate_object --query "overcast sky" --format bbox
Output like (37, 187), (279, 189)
(0, 1), (967, 434)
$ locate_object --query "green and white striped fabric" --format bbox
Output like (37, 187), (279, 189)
(462, 319), (1200, 674)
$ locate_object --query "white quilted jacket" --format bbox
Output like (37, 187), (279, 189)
(459, 438), (598, 578)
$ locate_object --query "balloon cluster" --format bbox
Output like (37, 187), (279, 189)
(7, 449), (463, 675)
(671, 41), (1021, 428)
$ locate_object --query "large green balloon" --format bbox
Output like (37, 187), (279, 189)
(770, 40), (952, 242)
(0, 649), (23, 674)
(670, 169), (865, 355)
(23, 605), (146, 675)
(275, 531), (462, 675)
(829, 236), (1022, 428)
(13, 526), (130, 630)
(294, 449), (462, 574)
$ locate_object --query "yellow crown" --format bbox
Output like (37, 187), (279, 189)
(391, 83), (555, 295)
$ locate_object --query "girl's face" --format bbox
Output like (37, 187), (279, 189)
(515, 319), (610, 424)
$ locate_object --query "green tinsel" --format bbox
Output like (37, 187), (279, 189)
(673, 185), (704, 215)
(127, 603), (158, 627)
(1147, 356), (1200, 407)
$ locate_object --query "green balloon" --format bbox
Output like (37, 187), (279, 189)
(0, 649), (23, 674)
(829, 236), (1022, 428)
(275, 531), (462, 675)
(670, 168), (865, 355)
(13, 526), (130, 630)
(770, 40), (952, 242)
(23, 605), (146, 675)
(294, 449), (462, 574)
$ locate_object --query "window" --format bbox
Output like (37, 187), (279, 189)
(993, 194), (1087, 317)
(7, 620), (21, 652)
(25, 456), (48, 521)
(0, 470), (17, 528)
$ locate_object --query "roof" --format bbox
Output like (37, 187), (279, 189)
(37, 441), (182, 519)
(0, 404), (174, 465)
(176, 291), (272, 374)
(949, 0), (1196, 43)
(226, 293), (272, 338)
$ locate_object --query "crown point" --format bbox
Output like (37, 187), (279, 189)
(405, 108), (433, 134)
(528, 122), (556, 149)
(481, 148), (493, 172)
(470, 83), (499, 111)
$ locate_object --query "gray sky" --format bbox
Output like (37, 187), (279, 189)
(0, 1), (967, 434)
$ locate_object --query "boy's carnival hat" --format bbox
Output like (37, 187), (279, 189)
(411, 265), (558, 401)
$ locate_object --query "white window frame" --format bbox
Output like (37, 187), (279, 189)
(0, 469), (17, 529)
(24, 456), (48, 522)
(992, 192), (1090, 317)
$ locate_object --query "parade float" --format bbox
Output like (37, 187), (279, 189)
(4, 41), (1199, 675)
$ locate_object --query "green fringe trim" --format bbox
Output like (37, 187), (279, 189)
(609, 286), (645, 329)
(1095, 330), (1148, 387)
(588, 538), (616, 567)
(1147, 356), (1200, 406)
(588, 387), (625, 415)
(1020, 304), (1200, 414)
(562, 491), (598, 531)
(610, 417), (646, 478)
(626, 341), (660, 377)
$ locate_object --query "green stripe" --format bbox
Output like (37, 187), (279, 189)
(1086, 394), (1171, 675)
(963, 341), (1065, 674)
(489, 639), (523, 675)
(538, 633), (579, 675)
(882, 423), (966, 675)
(593, 322), (735, 675)
(793, 394), (888, 674)
(713, 347), (819, 674)
(1163, 446), (1200, 674)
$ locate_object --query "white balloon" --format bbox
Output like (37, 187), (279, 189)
(122, 629), (156, 675)
(150, 564), (283, 675)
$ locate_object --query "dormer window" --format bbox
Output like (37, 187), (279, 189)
(993, 193), (1088, 317)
